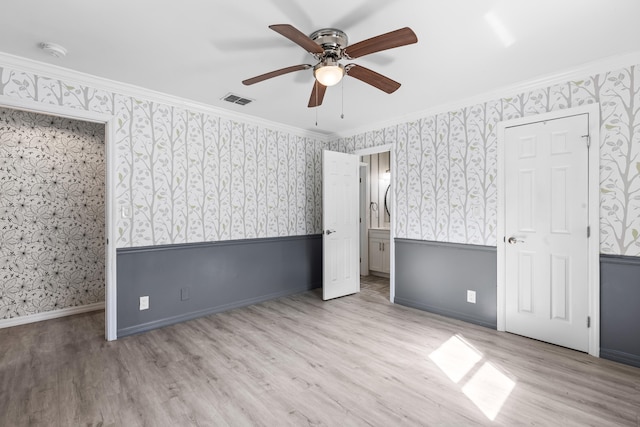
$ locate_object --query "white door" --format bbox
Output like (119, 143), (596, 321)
(504, 114), (590, 352)
(323, 150), (360, 300)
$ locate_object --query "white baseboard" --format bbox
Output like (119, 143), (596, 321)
(369, 271), (390, 279)
(0, 302), (105, 329)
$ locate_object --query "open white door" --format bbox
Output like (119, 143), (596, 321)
(504, 114), (590, 352)
(323, 150), (360, 300)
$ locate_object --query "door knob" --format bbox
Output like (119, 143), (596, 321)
(508, 236), (524, 244)
(326, 229), (336, 235)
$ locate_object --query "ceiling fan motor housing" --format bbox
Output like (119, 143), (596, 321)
(309, 28), (348, 59)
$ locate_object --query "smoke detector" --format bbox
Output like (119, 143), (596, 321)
(40, 42), (67, 58)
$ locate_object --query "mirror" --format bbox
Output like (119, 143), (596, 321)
(384, 184), (390, 218)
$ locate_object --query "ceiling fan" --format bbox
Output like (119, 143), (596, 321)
(242, 24), (418, 107)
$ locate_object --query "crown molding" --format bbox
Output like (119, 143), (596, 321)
(330, 50), (640, 140)
(4, 50), (640, 144)
(0, 52), (329, 141)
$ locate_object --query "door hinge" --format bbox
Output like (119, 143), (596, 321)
(587, 226), (591, 238)
(587, 316), (591, 328)
(360, 217), (362, 223)
(582, 134), (591, 148)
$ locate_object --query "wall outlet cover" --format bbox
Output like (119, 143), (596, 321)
(181, 287), (190, 301)
(467, 290), (476, 304)
(139, 295), (149, 310)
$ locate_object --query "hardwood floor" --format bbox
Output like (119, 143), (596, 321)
(1, 277), (639, 426)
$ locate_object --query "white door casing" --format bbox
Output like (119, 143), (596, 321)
(506, 114), (589, 352)
(0, 95), (118, 341)
(323, 150), (360, 300)
(359, 163), (369, 276)
(497, 104), (600, 357)
(353, 144), (395, 302)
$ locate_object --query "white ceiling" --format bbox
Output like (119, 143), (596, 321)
(2, 0), (640, 135)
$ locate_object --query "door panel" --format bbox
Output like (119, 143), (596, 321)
(505, 114), (589, 352)
(323, 150), (360, 300)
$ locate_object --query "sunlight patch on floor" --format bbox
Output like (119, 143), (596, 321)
(429, 334), (516, 421)
(428, 335), (482, 382)
(462, 361), (516, 420)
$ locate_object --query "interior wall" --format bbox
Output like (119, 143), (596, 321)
(0, 65), (327, 249)
(116, 235), (322, 337)
(330, 61), (640, 367)
(0, 60), (327, 333)
(0, 107), (105, 319)
(330, 63), (640, 257)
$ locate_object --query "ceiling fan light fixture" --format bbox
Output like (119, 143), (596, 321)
(314, 59), (345, 87)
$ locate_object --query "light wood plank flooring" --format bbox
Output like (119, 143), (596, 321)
(1, 276), (639, 426)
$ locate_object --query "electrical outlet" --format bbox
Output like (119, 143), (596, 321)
(467, 290), (476, 304)
(181, 287), (190, 301)
(121, 206), (131, 219)
(139, 296), (149, 310)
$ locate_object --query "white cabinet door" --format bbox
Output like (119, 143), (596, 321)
(369, 238), (384, 272)
(368, 229), (390, 274)
(382, 238), (390, 273)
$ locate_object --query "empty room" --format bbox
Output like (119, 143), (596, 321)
(1, 1), (640, 425)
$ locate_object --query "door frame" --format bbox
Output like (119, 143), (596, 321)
(496, 104), (600, 357)
(359, 162), (370, 276)
(0, 95), (117, 341)
(353, 143), (395, 302)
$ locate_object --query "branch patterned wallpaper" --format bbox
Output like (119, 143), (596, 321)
(0, 107), (105, 318)
(0, 65), (326, 249)
(331, 64), (640, 257)
(1, 60), (640, 261)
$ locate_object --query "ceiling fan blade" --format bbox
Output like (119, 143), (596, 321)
(345, 27), (417, 59)
(242, 64), (312, 85)
(308, 81), (327, 108)
(346, 64), (401, 94)
(269, 0), (313, 29)
(269, 24), (324, 55)
(333, 0), (393, 31)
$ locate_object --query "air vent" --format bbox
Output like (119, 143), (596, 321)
(222, 93), (254, 106)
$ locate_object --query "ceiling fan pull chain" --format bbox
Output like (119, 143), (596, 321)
(315, 81), (319, 126)
(341, 79), (345, 119)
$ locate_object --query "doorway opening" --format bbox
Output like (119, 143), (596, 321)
(0, 97), (116, 341)
(354, 144), (394, 302)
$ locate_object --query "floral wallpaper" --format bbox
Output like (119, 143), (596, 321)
(331, 64), (640, 257)
(0, 65), (326, 248)
(0, 107), (105, 319)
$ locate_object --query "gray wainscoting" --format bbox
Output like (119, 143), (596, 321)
(600, 254), (640, 368)
(116, 235), (322, 337)
(394, 239), (497, 329)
